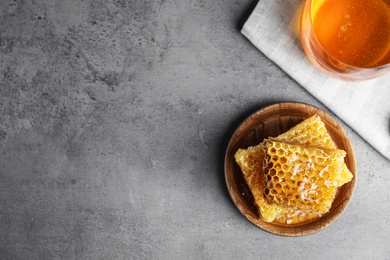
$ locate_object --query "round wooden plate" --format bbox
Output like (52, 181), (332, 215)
(224, 102), (357, 236)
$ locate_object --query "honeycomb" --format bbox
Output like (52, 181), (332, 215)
(275, 115), (353, 186)
(234, 114), (353, 222)
(276, 115), (336, 149)
(262, 139), (347, 214)
(234, 146), (288, 222)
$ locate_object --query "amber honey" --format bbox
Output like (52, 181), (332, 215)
(300, 0), (390, 79)
(311, 0), (390, 67)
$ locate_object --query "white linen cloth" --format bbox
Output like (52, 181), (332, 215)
(241, 0), (390, 160)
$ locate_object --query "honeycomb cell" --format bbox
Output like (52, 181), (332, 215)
(267, 161), (274, 168)
(282, 164), (291, 174)
(317, 157), (324, 164)
(323, 192), (331, 200)
(274, 163), (282, 171)
(322, 172), (329, 179)
(290, 199), (297, 207)
(280, 156), (287, 164)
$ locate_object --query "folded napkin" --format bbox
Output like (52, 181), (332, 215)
(241, 0), (390, 160)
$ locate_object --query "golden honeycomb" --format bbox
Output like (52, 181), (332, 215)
(275, 115), (353, 186)
(262, 139), (347, 214)
(234, 146), (288, 222)
(234, 114), (353, 222)
(276, 115), (336, 149)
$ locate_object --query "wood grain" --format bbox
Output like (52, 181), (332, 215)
(224, 102), (357, 236)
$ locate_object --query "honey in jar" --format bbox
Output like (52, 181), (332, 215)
(311, 0), (390, 67)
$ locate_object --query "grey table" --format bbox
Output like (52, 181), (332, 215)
(1, 0), (389, 259)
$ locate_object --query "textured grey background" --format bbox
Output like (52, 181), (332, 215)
(1, 0), (389, 259)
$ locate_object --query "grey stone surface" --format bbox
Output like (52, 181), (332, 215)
(0, 0), (389, 259)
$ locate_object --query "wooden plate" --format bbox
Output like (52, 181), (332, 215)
(224, 102), (357, 236)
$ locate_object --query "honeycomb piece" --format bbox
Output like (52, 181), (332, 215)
(234, 146), (288, 222)
(275, 115), (353, 185)
(276, 115), (336, 149)
(262, 139), (347, 214)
